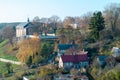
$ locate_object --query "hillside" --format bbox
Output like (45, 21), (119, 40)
(0, 40), (18, 61)
(0, 22), (20, 30)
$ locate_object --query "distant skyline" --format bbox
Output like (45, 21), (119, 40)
(0, 0), (120, 22)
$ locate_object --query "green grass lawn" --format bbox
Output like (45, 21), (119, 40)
(0, 61), (6, 74)
(0, 61), (37, 80)
(0, 61), (27, 80)
(0, 40), (18, 61)
(0, 39), (9, 48)
(0, 53), (18, 61)
(0, 61), (20, 74)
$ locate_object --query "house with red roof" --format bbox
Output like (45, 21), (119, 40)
(58, 54), (88, 69)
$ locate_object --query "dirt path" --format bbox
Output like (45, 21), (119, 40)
(0, 58), (24, 65)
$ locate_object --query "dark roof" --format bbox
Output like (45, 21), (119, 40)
(98, 56), (108, 61)
(58, 44), (77, 50)
(61, 54), (88, 63)
(16, 22), (29, 28)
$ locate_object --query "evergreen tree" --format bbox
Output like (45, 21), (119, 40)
(5, 63), (12, 73)
(26, 56), (32, 67)
(89, 11), (105, 42)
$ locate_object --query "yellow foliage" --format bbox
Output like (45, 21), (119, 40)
(16, 36), (41, 63)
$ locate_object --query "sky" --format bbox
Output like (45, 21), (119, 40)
(0, 0), (120, 22)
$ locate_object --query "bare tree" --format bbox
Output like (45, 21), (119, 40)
(49, 15), (60, 23)
(63, 17), (75, 28)
(79, 12), (92, 29)
(33, 16), (40, 22)
(49, 15), (61, 35)
(103, 3), (120, 31)
(2, 26), (15, 45)
(40, 18), (49, 23)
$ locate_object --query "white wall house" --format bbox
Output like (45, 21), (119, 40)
(16, 22), (29, 40)
(59, 57), (63, 68)
(69, 23), (78, 29)
(16, 26), (27, 37)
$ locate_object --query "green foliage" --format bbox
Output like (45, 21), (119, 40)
(90, 63), (120, 80)
(57, 28), (81, 44)
(41, 42), (54, 59)
(15, 71), (25, 78)
(39, 64), (58, 78)
(26, 53), (44, 67)
(0, 61), (20, 77)
(5, 63), (13, 74)
(9, 76), (18, 80)
(99, 68), (120, 80)
(0, 62), (6, 73)
(89, 11), (105, 42)
(32, 53), (43, 64)
(90, 68), (100, 79)
(0, 39), (9, 48)
(26, 56), (32, 67)
(2, 72), (11, 78)
(8, 71), (25, 80)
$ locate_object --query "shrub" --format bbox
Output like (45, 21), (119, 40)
(2, 72), (10, 77)
(9, 76), (18, 80)
(14, 71), (25, 80)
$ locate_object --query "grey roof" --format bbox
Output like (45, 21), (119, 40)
(98, 56), (108, 61)
(16, 22), (29, 28)
(39, 36), (58, 39)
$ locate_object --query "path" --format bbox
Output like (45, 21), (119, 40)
(0, 58), (24, 65)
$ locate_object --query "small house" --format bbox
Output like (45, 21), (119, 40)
(111, 47), (120, 57)
(58, 54), (88, 69)
(97, 55), (108, 67)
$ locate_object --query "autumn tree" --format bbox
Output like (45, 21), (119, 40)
(89, 11), (105, 42)
(16, 34), (42, 64)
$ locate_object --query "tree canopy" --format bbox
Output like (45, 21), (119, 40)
(89, 11), (105, 42)
(16, 34), (41, 63)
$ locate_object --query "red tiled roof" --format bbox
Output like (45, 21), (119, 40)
(61, 54), (88, 63)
